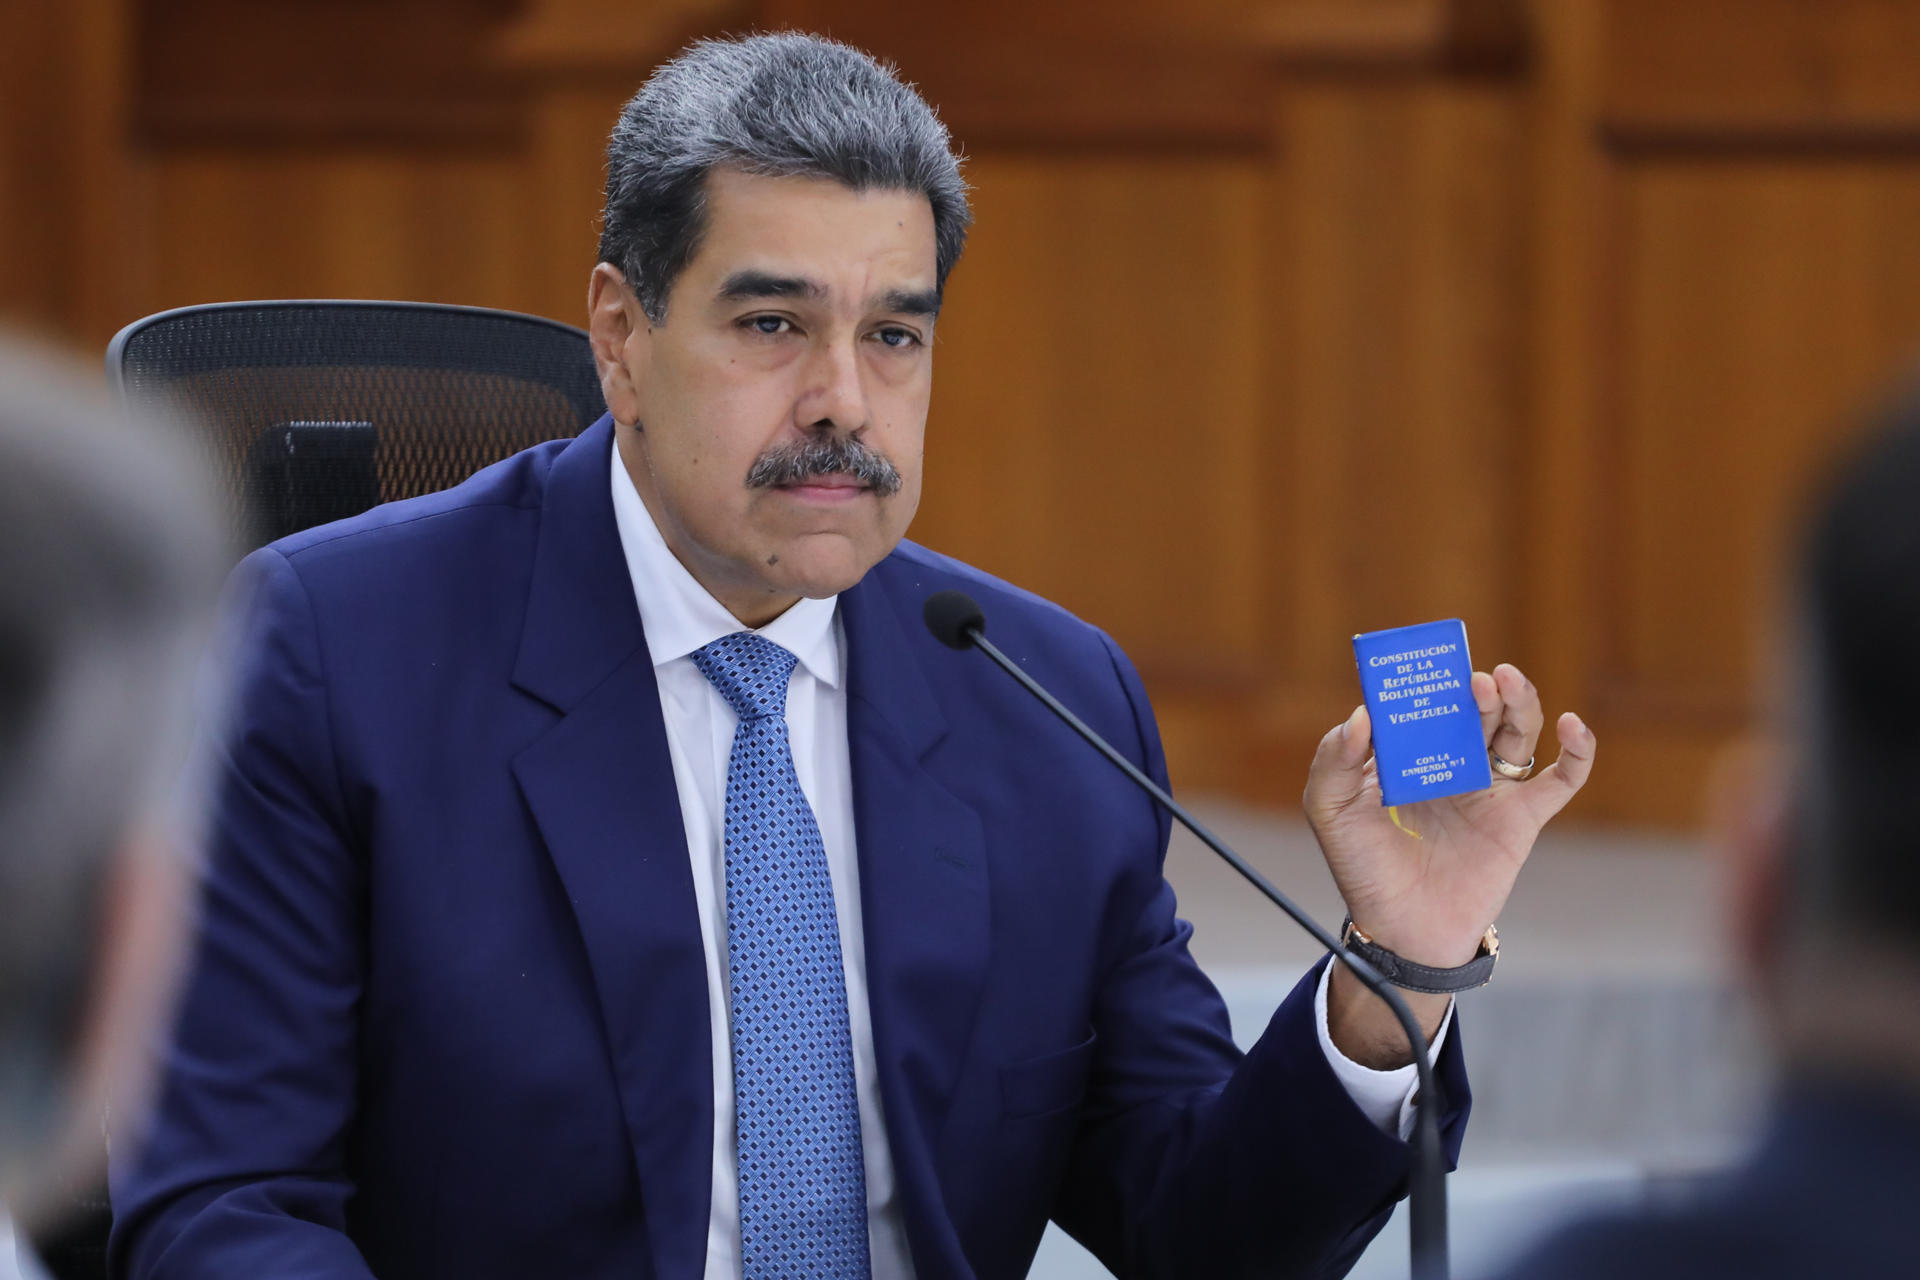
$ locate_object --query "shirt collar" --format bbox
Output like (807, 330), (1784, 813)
(608, 434), (842, 689)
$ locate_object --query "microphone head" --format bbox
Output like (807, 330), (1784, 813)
(923, 590), (986, 650)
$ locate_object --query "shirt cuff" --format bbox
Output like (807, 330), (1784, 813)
(1313, 959), (1454, 1141)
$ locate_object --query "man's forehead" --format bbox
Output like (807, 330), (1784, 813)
(691, 169), (937, 288)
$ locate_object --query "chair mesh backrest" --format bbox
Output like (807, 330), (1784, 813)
(108, 301), (606, 551)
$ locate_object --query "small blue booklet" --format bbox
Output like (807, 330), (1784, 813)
(1353, 619), (1492, 806)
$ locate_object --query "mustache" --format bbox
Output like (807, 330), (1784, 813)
(745, 433), (903, 498)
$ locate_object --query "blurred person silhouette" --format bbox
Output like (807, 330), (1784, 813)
(1490, 388), (1920, 1278)
(0, 340), (226, 1280)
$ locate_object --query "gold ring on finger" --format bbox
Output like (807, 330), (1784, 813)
(1490, 751), (1534, 781)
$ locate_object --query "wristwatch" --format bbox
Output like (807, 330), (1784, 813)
(1340, 917), (1500, 994)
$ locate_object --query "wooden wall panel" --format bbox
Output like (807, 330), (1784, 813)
(907, 82), (1528, 805)
(0, 0), (134, 342)
(1142, 82), (1532, 800)
(127, 150), (542, 324)
(1608, 162), (1920, 715)
(1603, 0), (1920, 141)
(1528, 0), (1920, 824)
(1276, 84), (1526, 689)
(515, 87), (639, 324)
(1561, 159), (1920, 823)
(17, 0), (1920, 829)
(910, 155), (1271, 682)
(136, 0), (526, 146)
(0, 0), (77, 327)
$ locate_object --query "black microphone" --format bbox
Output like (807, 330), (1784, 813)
(922, 589), (987, 651)
(922, 588), (1451, 1280)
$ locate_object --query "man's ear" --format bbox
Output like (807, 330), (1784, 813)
(1707, 739), (1792, 988)
(587, 263), (650, 427)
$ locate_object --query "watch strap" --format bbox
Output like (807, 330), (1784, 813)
(1339, 917), (1499, 994)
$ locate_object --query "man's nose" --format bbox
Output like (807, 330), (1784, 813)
(794, 333), (868, 433)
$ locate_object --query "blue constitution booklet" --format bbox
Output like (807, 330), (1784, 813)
(1353, 619), (1492, 806)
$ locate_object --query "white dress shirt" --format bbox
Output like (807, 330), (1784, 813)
(608, 441), (1447, 1279)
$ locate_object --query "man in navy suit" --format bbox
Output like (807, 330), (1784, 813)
(1490, 398), (1920, 1279)
(111, 32), (1595, 1280)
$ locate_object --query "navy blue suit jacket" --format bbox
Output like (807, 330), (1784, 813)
(111, 417), (1469, 1279)
(1489, 1079), (1920, 1280)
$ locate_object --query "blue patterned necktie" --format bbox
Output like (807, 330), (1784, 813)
(689, 631), (871, 1279)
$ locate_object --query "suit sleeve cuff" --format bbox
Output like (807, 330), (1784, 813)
(1314, 959), (1454, 1140)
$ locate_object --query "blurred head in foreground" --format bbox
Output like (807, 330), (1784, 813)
(0, 339), (226, 1229)
(1726, 389), (1920, 1082)
(1492, 383), (1920, 1280)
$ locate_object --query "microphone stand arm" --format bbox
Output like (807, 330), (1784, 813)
(964, 625), (1450, 1280)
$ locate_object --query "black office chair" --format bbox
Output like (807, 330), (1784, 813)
(107, 299), (606, 552)
(30, 301), (605, 1280)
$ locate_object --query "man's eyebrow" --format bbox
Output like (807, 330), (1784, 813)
(716, 270), (826, 303)
(877, 287), (942, 319)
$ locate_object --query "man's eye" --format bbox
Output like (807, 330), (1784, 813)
(745, 315), (791, 336)
(875, 327), (922, 349)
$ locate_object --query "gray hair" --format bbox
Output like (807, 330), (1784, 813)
(598, 31), (971, 322)
(0, 338), (227, 1186)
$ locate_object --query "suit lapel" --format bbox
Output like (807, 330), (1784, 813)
(840, 573), (992, 1273)
(510, 416), (712, 1280)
